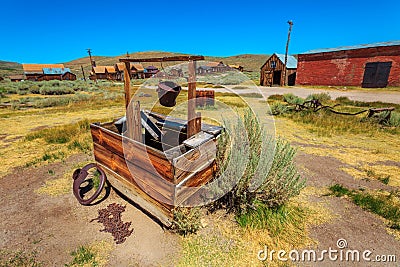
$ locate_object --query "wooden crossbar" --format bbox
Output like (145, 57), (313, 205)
(119, 55), (204, 63)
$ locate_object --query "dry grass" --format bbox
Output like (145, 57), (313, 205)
(273, 117), (400, 185)
(66, 240), (114, 267)
(177, 186), (332, 267)
(0, 102), (124, 176)
(35, 160), (93, 196)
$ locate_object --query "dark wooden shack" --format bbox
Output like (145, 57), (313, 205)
(296, 41), (400, 88)
(260, 53), (297, 86)
(8, 75), (24, 82)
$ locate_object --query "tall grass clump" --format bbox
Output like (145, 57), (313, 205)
(210, 108), (305, 219)
(26, 119), (90, 144)
(388, 112), (400, 127)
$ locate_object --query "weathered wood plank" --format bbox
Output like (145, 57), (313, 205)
(174, 162), (216, 206)
(126, 101), (143, 143)
(173, 139), (217, 184)
(119, 55), (204, 63)
(93, 143), (175, 206)
(183, 131), (213, 149)
(187, 60), (198, 138)
(90, 124), (174, 181)
(100, 164), (173, 227)
(147, 111), (222, 136)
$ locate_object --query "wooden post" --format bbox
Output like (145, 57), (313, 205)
(187, 60), (200, 138)
(283, 20), (293, 86)
(81, 65), (86, 81)
(126, 101), (143, 143)
(123, 62), (131, 109)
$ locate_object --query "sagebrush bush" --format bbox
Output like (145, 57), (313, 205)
(171, 207), (201, 236)
(39, 86), (74, 95)
(306, 92), (331, 102)
(269, 102), (288, 115)
(283, 93), (303, 105)
(209, 109), (305, 215)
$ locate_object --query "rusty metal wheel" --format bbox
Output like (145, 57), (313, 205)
(72, 163), (106, 205)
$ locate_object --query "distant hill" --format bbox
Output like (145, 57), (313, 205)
(0, 52), (271, 80)
(0, 60), (22, 77)
(66, 51), (270, 80)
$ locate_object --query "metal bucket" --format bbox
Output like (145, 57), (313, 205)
(157, 81), (181, 107)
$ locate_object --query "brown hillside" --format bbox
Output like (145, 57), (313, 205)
(1, 52), (270, 81)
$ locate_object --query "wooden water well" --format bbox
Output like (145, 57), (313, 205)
(87, 56), (222, 226)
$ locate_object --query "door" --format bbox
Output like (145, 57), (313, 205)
(273, 71), (282, 86)
(362, 62), (392, 88)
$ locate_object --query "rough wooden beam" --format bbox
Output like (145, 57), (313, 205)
(126, 101), (143, 143)
(187, 60), (200, 138)
(119, 55), (204, 63)
(123, 62), (131, 109)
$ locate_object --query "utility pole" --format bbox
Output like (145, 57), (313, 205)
(283, 20), (294, 86)
(87, 48), (94, 67)
(87, 48), (96, 83)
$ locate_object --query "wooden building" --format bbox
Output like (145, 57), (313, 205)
(90, 66), (108, 80)
(36, 68), (76, 81)
(131, 63), (145, 79)
(144, 66), (159, 78)
(105, 66), (118, 80)
(260, 53), (297, 86)
(8, 75), (24, 82)
(197, 66), (212, 75)
(22, 64), (66, 81)
(115, 63), (126, 81)
(228, 64), (244, 72)
(206, 61), (230, 72)
(169, 67), (183, 77)
(296, 41), (400, 88)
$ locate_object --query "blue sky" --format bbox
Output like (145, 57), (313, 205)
(1, 0), (399, 63)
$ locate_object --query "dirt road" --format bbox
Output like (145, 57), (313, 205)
(213, 86), (400, 104)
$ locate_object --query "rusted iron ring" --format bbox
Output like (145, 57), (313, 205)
(72, 163), (106, 205)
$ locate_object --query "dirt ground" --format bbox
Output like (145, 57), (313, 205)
(296, 152), (400, 266)
(214, 86), (400, 104)
(1, 86), (399, 266)
(1, 149), (399, 266)
(0, 154), (180, 267)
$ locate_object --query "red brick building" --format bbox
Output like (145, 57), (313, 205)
(296, 41), (400, 88)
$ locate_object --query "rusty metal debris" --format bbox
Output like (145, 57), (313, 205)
(91, 203), (133, 244)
